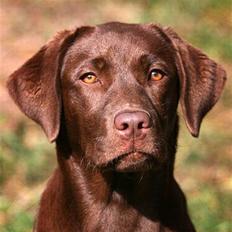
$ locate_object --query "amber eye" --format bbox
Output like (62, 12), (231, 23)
(80, 73), (98, 84)
(149, 69), (165, 81)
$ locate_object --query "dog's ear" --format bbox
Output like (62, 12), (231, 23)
(7, 26), (94, 142)
(163, 27), (226, 137)
(7, 30), (73, 142)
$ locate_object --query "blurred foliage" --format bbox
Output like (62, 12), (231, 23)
(0, 0), (231, 231)
(0, 118), (55, 231)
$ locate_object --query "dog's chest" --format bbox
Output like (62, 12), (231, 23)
(82, 200), (171, 232)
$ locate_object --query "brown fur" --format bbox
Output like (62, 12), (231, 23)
(7, 22), (226, 232)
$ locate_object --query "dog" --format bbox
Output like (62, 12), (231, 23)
(7, 22), (226, 232)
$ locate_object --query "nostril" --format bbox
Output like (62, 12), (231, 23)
(141, 119), (151, 129)
(121, 123), (129, 130)
(114, 114), (131, 131)
(135, 112), (151, 130)
(138, 122), (144, 129)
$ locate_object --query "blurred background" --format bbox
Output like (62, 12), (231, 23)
(0, 0), (231, 231)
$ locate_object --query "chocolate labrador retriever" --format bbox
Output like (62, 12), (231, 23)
(7, 22), (226, 232)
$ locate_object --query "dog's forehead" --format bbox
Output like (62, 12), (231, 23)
(65, 23), (174, 64)
(95, 23), (162, 52)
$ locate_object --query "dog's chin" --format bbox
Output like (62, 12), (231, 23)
(112, 152), (157, 172)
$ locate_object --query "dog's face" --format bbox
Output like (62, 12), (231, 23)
(61, 24), (178, 171)
(7, 22), (226, 172)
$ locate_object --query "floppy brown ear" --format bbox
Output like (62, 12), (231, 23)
(7, 30), (72, 142)
(163, 27), (226, 137)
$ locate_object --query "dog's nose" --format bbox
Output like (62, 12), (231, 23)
(114, 111), (151, 139)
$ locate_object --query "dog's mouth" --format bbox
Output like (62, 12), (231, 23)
(108, 151), (157, 172)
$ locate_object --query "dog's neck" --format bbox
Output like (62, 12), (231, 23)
(59, 153), (170, 204)
(56, 151), (171, 231)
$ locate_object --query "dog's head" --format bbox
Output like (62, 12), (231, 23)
(7, 22), (226, 172)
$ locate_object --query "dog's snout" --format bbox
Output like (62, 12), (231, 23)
(114, 111), (151, 139)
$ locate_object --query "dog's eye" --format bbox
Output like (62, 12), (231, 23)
(149, 69), (165, 81)
(80, 73), (98, 84)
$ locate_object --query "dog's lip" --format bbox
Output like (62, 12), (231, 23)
(114, 151), (150, 163)
(108, 151), (155, 172)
